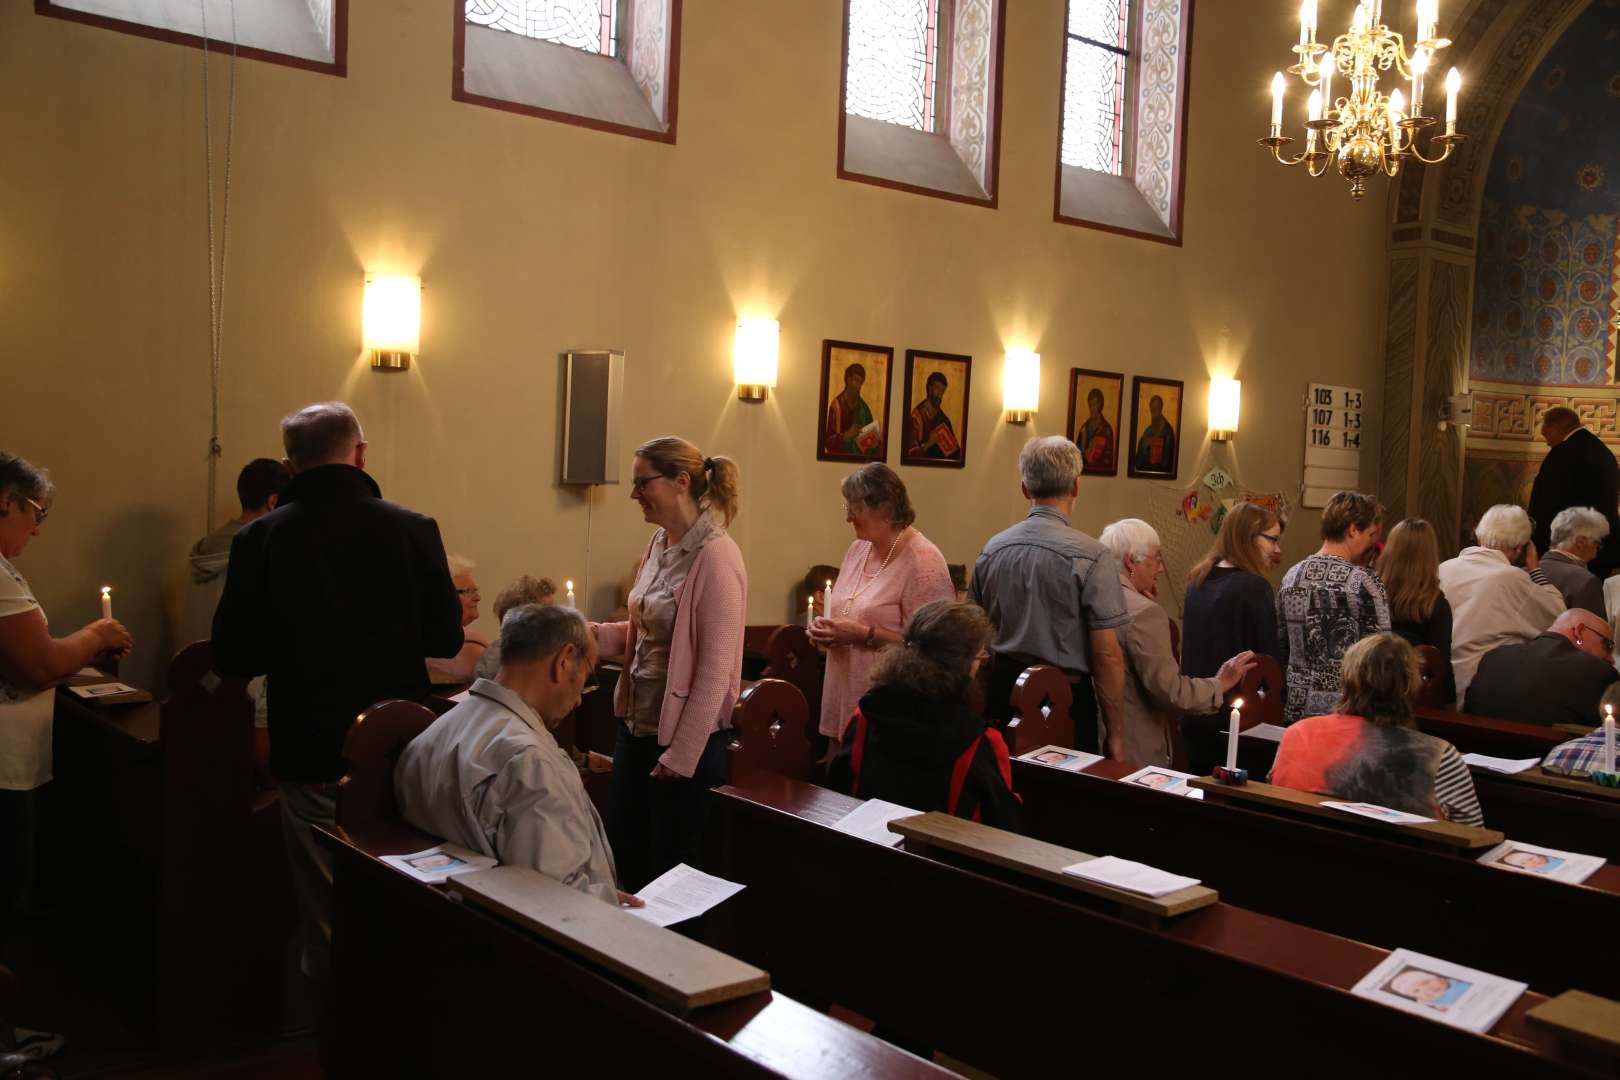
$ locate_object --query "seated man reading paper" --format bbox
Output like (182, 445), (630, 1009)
(396, 604), (640, 907)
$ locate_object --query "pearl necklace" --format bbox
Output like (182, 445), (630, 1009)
(840, 528), (908, 617)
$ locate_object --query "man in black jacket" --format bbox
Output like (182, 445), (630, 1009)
(212, 401), (463, 1012)
(1463, 609), (1618, 727)
(1529, 406), (1620, 577)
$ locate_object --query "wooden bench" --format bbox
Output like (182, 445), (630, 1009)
(1187, 776), (1505, 851)
(1528, 990), (1620, 1069)
(727, 678), (816, 785)
(1416, 705), (1570, 760)
(1005, 665), (1073, 754)
(705, 775), (1592, 1077)
(1013, 756), (1620, 999)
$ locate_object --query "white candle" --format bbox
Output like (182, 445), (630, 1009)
(1411, 48), (1427, 117)
(1298, 0), (1312, 46)
(1388, 88), (1405, 148)
(1318, 54), (1334, 115)
(565, 579), (576, 609)
(1270, 72), (1285, 132)
(1225, 698), (1244, 771)
(1445, 67), (1460, 132)
(1418, 0), (1437, 41)
(824, 579), (834, 618)
(1306, 89), (1321, 151)
(100, 586), (112, 620)
(1605, 705), (1615, 774)
(807, 595), (815, 627)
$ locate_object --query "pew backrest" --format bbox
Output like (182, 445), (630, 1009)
(1189, 777), (1505, 851)
(1236, 653), (1284, 729)
(338, 699), (438, 848)
(1413, 644), (1449, 708)
(1007, 665), (1074, 755)
(727, 678), (816, 784)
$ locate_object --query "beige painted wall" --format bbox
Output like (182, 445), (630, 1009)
(0, 1), (1387, 687)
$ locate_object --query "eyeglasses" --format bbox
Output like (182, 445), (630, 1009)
(1580, 627), (1615, 654)
(1257, 532), (1282, 546)
(630, 474), (667, 493)
(23, 496), (46, 525)
(456, 587), (479, 596)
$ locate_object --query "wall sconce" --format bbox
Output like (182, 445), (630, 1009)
(363, 273), (421, 371)
(733, 319), (780, 402)
(1438, 392), (1473, 432)
(1209, 378), (1242, 442)
(1003, 349), (1040, 424)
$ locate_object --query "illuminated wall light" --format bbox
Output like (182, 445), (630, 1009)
(733, 319), (780, 402)
(1003, 349), (1040, 424)
(363, 273), (421, 371)
(1209, 378), (1242, 442)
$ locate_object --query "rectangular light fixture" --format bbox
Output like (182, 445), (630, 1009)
(1003, 349), (1040, 423)
(1209, 378), (1241, 441)
(734, 319), (780, 402)
(363, 273), (421, 371)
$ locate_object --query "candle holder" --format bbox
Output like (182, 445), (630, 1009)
(1213, 765), (1249, 786)
(1590, 770), (1620, 789)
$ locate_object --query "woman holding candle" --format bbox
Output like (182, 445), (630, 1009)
(1179, 502), (1286, 775)
(0, 453), (133, 913)
(809, 463), (954, 748)
(1099, 518), (1257, 768)
(590, 436), (745, 891)
(1270, 633), (1483, 825)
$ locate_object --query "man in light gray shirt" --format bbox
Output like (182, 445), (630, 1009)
(396, 603), (639, 907)
(969, 436), (1130, 756)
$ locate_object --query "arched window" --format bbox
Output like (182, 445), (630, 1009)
(1055, 0), (1193, 244)
(838, 0), (1006, 208)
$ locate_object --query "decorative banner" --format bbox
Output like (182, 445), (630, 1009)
(1202, 466), (1232, 491)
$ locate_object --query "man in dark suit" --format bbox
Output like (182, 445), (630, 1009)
(1464, 609), (1617, 727)
(212, 401), (463, 1024)
(1529, 406), (1620, 577)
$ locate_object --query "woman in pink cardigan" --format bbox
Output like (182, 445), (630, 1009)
(809, 463), (954, 747)
(591, 437), (746, 891)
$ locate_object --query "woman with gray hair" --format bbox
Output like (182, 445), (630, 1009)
(809, 463), (954, 746)
(1542, 506), (1610, 616)
(0, 453), (133, 921)
(1438, 504), (1565, 702)
(1099, 519), (1254, 766)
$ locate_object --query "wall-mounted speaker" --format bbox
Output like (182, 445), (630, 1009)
(562, 350), (624, 486)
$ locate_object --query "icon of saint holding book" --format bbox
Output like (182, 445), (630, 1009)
(824, 363), (881, 457)
(905, 372), (961, 461)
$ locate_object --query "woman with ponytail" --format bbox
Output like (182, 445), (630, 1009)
(591, 437), (747, 890)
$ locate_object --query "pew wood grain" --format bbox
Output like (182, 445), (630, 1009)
(451, 865), (770, 1012)
(1527, 991), (1620, 1058)
(1188, 776), (1505, 851)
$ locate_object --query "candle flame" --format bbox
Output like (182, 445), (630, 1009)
(565, 580), (574, 591)
(101, 586), (111, 597)
(1233, 698), (1244, 710)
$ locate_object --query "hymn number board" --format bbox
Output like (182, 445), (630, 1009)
(1303, 383), (1365, 508)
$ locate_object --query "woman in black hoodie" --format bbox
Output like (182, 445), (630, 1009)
(828, 600), (1021, 830)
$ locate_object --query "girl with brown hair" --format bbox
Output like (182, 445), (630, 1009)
(1376, 518), (1455, 705)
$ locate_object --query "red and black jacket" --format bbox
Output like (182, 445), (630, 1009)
(828, 683), (1022, 831)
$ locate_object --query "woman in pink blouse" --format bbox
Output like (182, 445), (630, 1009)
(809, 463), (954, 745)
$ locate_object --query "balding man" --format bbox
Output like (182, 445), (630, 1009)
(1463, 608), (1618, 727)
(397, 604), (638, 907)
(1529, 406), (1620, 576)
(212, 401), (464, 1019)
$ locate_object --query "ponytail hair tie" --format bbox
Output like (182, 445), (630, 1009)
(703, 457), (715, 471)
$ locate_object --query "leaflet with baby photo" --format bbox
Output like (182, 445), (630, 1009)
(380, 844), (497, 884)
(1320, 801), (1434, 825)
(1350, 948), (1527, 1034)
(1017, 745), (1103, 772)
(1476, 840), (1606, 885)
(1117, 765), (1201, 797)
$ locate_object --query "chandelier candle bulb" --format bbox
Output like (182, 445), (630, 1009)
(1411, 48), (1427, 116)
(1318, 53), (1333, 113)
(1306, 89), (1322, 151)
(1271, 72), (1285, 133)
(1299, 0), (1314, 47)
(1445, 67), (1460, 132)
(1226, 699), (1244, 772)
(1418, 0), (1438, 42)
(1388, 89), (1405, 148)
(100, 586), (112, 621)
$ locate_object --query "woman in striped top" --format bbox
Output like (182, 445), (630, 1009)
(1269, 633), (1483, 826)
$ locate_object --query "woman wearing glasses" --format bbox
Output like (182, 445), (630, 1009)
(1178, 501), (1286, 775)
(808, 463), (954, 749)
(590, 437), (744, 891)
(425, 555), (489, 684)
(1376, 519), (1456, 706)
(0, 453), (133, 916)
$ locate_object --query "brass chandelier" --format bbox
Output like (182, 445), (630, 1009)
(1263, 0), (1464, 201)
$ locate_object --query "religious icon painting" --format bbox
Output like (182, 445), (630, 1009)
(1066, 368), (1124, 476)
(900, 350), (971, 469)
(1127, 376), (1184, 480)
(818, 340), (894, 463)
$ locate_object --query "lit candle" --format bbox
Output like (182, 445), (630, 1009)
(1418, 0), (1437, 42)
(1605, 705), (1615, 775)
(1411, 47), (1427, 117)
(1445, 67), (1461, 133)
(807, 595), (815, 627)
(1388, 88), (1405, 148)
(1298, 0), (1314, 47)
(1270, 72), (1285, 133)
(1351, 2), (1368, 33)
(824, 578), (833, 618)
(100, 586), (112, 620)
(1226, 698), (1245, 771)
(1317, 53), (1334, 115)
(565, 579), (576, 609)
(1306, 89), (1322, 152)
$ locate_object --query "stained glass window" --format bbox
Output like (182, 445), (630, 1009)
(1062, 0), (1130, 174)
(845, 0), (942, 133)
(466, 0), (616, 57)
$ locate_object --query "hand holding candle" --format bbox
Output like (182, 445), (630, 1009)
(806, 595), (815, 627)
(100, 585), (112, 620)
(824, 579), (834, 618)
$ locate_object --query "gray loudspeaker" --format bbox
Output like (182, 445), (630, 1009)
(562, 350), (625, 486)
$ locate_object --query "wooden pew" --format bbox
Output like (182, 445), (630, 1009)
(1005, 665), (1072, 754)
(757, 624), (825, 750)
(727, 678), (816, 785)
(706, 775), (1587, 1077)
(1235, 651), (1286, 728)
(1188, 776), (1505, 851)
(323, 710), (953, 1078)
(1416, 704), (1569, 760)
(1012, 756), (1620, 999)
(1414, 643), (1451, 708)
(337, 698), (438, 851)
(1529, 991), (1620, 1072)
(46, 645), (295, 1044)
